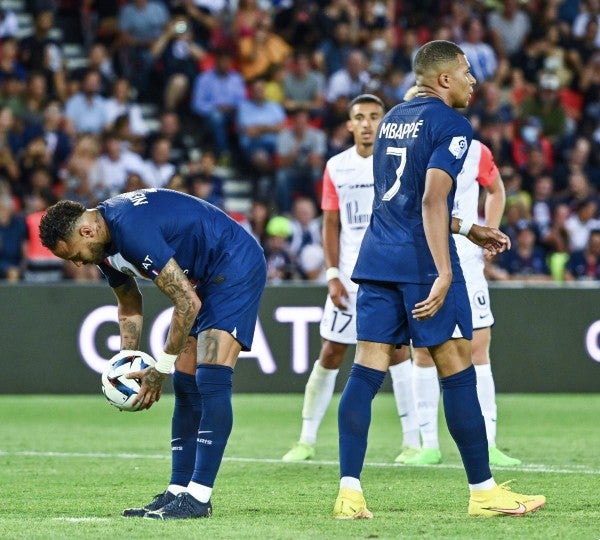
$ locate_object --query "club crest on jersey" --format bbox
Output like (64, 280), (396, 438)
(448, 136), (468, 159)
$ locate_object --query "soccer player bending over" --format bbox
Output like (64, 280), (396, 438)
(333, 40), (545, 519)
(40, 188), (267, 520)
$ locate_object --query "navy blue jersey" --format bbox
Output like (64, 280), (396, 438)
(97, 189), (264, 292)
(352, 97), (473, 284)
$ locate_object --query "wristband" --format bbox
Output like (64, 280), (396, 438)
(154, 351), (178, 374)
(326, 267), (340, 281)
(459, 219), (473, 236)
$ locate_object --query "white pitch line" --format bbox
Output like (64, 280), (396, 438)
(0, 450), (598, 476)
(53, 517), (111, 523)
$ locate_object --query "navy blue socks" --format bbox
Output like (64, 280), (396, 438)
(170, 370), (201, 487)
(191, 364), (234, 488)
(440, 364), (492, 484)
(338, 364), (386, 479)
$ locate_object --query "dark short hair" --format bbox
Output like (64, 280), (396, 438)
(39, 200), (86, 250)
(413, 40), (465, 76)
(348, 93), (385, 116)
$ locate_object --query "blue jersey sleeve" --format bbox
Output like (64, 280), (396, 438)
(427, 114), (472, 183)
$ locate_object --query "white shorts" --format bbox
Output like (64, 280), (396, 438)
(466, 273), (494, 330)
(319, 286), (358, 345)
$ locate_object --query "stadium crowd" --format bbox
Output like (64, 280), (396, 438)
(0, 0), (599, 284)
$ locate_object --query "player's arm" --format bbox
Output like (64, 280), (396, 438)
(483, 173), (505, 229)
(415, 168), (453, 320)
(322, 209), (348, 309)
(450, 215), (510, 256)
(135, 258), (201, 409)
(111, 276), (144, 350)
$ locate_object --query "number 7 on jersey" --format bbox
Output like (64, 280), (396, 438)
(382, 147), (407, 201)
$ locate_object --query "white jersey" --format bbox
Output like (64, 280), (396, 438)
(321, 145), (374, 290)
(452, 140), (499, 268)
(452, 140), (500, 328)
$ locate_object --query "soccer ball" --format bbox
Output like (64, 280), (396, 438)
(101, 350), (156, 412)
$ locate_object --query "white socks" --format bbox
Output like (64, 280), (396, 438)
(474, 363), (497, 447)
(413, 365), (440, 449)
(340, 476), (362, 491)
(299, 360), (339, 446)
(186, 481), (212, 503)
(167, 484), (187, 496)
(388, 361), (420, 448)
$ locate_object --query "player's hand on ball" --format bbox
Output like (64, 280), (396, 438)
(128, 366), (167, 410)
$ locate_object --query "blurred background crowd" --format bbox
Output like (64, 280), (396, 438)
(0, 0), (598, 284)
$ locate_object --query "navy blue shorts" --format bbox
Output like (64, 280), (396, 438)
(356, 280), (472, 348)
(191, 255), (267, 351)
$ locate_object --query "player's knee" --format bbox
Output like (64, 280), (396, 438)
(319, 341), (347, 369)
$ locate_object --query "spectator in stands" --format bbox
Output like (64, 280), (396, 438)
(104, 78), (148, 137)
(572, 0), (600, 48)
(511, 116), (554, 170)
(560, 170), (598, 209)
(487, 0), (531, 59)
(314, 20), (355, 77)
(236, 77), (286, 180)
(0, 192), (26, 282)
(496, 220), (552, 282)
(145, 111), (191, 168)
(565, 228), (600, 280)
(0, 7), (19, 39)
(274, 109), (326, 213)
(23, 101), (72, 175)
(531, 174), (557, 242)
(246, 197), (272, 248)
(264, 215), (295, 283)
(288, 196), (322, 263)
(0, 38), (27, 86)
(22, 70), (51, 125)
(68, 42), (116, 98)
(165, 171), (188, 193)
(64, 69), (107, 135)
(19, 9), (65, 102)
(116, 0), (170, 98)
(459, 18), (499, 83)
(176, 0), (219, 50)
(144, 136), (175, 188)
(272, 0), (322, 51)
(297, 242), (326, 282)
(565, 197), (600, 251)
(63, 135), (101, 207)
(237, 13), (292, 82)
(520, 72), (568, 145)
(22, 187), (64, 282)
(232, 0), (267, 41)
(283, 50), (326, 117)
(19, 144), (56, 203)
(96, 130), (148, 197)
(519, 143), (553, 194)
(150, 14), (206, 112)
(554, 136), (598, 192)
(325, 49), (370, 104)
(0, 106), (22, 186)
(190, 48), (246, 163)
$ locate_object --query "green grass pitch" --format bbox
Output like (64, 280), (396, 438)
(1, 393), (599, 539)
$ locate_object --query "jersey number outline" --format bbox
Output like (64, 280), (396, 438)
(331, 309), (353, 333)
(382, 147), (407, 201)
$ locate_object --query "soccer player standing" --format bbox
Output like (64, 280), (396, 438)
(409, 139), (522, 467)
(39, 188), (267, 520)
(282, 94), (419, 463)
(333, 40), (545, 518)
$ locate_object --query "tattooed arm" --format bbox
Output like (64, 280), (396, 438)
(155, 257), (202, 356)
(132, 258), (202, 410)
(112, 276), (143, 350)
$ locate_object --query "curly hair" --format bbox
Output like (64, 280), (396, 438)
(39, 200), (86, 250)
